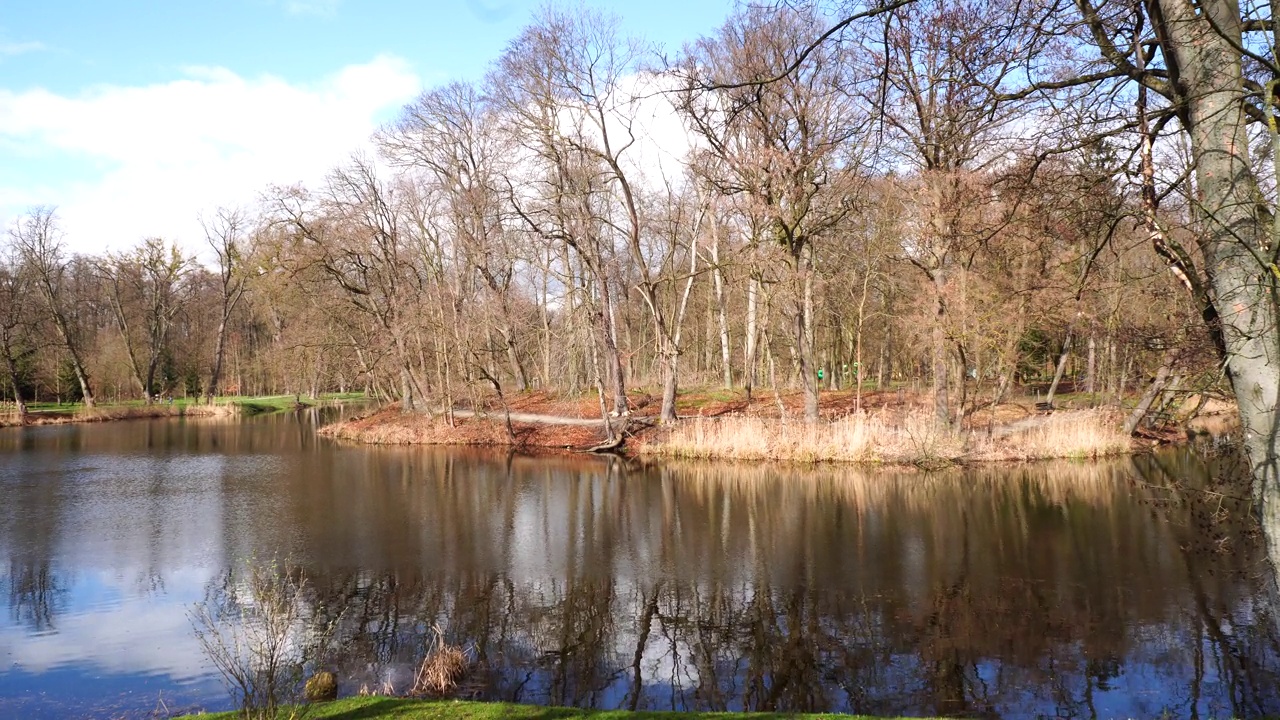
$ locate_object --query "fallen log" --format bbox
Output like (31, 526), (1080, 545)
(580, 417), (657, 454)
(583, 434), (627, 453)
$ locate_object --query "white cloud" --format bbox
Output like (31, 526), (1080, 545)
(0, 569), (217, 678)
(0, 55), (420, 256)
(281, 0), (341, 17)
(0, 40), (43, 57)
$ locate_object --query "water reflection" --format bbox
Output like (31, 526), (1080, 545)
(0, 414), (1278, 718)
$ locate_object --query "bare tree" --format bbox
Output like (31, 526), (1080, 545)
(379, 82), (531, 394)
(1064, 0), (1280, 575)
(202, 208), (254, 403)
(860, 0), (1045, 426)
(511, 11), (688, 423)
(100, 237), (193, 402)
(270, 157), (427, 412)
(679, 4), (866, 422)
(9, 207), (96, 407)
(490, 7), (646, 424)
(0, 239), (34, 421)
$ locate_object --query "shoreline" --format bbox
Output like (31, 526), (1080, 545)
(318, 398), (1223, 468)
(0, 402), (235, 428)
(0, 393), (351, 429)
(2, 389), (1233, 467)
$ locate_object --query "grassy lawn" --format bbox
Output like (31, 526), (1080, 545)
(230, 393), (371, 414)
(179, 697), (872, 719)
(229, 395), (313, 414)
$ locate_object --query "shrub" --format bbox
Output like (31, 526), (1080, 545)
(189, 559), (338, 720)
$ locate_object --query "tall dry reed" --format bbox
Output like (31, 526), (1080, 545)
(411, 627), (470, 696)
(971, 409), (1132, 460)
(643, 409), (1131, 465)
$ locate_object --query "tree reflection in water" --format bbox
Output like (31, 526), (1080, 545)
(4, 418), (1279, 718)
(6, 558), (64, 633)
(207, 451), (1280, 718)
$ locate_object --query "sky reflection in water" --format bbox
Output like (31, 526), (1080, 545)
(0, 412), (1277, 719)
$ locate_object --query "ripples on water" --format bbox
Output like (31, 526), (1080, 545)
(0, 410), (1277, 718)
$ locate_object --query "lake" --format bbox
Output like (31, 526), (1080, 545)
(0, 411), (1277, 718)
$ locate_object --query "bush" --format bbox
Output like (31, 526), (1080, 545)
(189, 559), (339, 720)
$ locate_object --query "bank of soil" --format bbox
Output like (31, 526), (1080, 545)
(318, 388), (890, 449)
(318, 388), (1234, 462)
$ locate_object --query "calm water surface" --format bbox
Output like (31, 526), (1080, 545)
(0, 411), (1277, 718)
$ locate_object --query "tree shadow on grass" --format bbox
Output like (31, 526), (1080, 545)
(315, 698), (838, 720)
(317, 697), (597, 719)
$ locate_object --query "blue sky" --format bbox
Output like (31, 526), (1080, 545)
(0, 1), (734, 254)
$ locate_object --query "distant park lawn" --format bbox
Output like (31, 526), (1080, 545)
(0, 393), (371, 427)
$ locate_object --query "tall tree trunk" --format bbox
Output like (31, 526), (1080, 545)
(206, 315), (231, 404)
(1154, 0), (1280, 547)
(145, 351), (162, 402)
(1106, 336), (1117, 403)
(1123, 359), (1173, 435)
(105, 286), (148, 401)
(399, 366), (415, 412)
(1, 340), (27, 424)
(710, 212), (733, 390)
(657, 240), (699, 425)
(743, 274), (760, 401)
(799, 260), (819, 424)
(953, 347), (969, 431)
(500, 323), (528, 393)
(598, 273), (628, 416)
(392, 332), (416, 412)
(50, 312), (94, 408)
(931, 269), (949, 424)
(1044, 330), (1073, 406)
(541, 251), (553, 390)
(587, 323), (614, 443)
(1085, 335), (1096, 402)
(853, 264), (874, 410)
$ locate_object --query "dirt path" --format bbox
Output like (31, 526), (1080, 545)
(448, 408), (649, 427)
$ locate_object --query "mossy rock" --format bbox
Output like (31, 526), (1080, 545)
(305, 671), (338, 703)
(912, 455), (958, 472)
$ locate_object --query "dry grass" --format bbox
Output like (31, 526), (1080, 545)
(411, 631), (470, 697)
(638, 411), (954, 465)
(321, 409), (510, 446)
(970, 409), (1133, 461)
(640, 409), (1133, 466)
(76, 404), (232, 422)
(0, 402), (232, 428)
(323, 396), (1138, 466)
(319, 407), (604, 449)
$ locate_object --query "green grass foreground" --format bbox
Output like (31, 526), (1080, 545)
(179, 696), (871, 720)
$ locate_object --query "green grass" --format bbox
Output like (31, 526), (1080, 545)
(178, 696), (872, 719)
(231, 393), (371, 414)
(26, 398), (192, 411)
(231, 395), (313, 414)
(323, 392), (370, 402)
(19, 397), (207, 415)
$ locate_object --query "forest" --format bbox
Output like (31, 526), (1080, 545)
(0, 0), (1264, 451)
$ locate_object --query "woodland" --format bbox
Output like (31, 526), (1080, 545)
(0, 0), (1272, 473)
